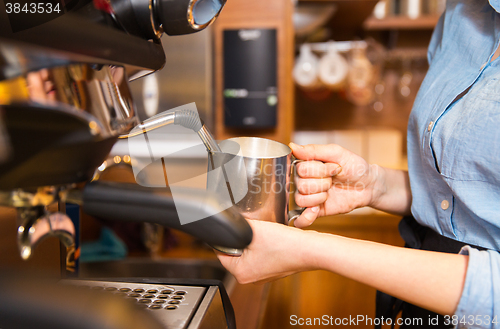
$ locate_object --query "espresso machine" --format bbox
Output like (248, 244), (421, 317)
(0, 0), (252, 328)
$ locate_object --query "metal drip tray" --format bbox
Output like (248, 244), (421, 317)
(63, 279), (229, 329)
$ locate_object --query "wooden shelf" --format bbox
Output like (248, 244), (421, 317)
(363, 15), (440, 30)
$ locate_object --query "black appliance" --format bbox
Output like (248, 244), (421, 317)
(223, 29), (278, 129)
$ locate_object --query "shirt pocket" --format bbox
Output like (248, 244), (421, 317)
(431, 78), (500, 182)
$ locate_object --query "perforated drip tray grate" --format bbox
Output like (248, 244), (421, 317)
(62, 280), (207, 329)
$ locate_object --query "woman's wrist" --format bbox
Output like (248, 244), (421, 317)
(367, 164), (388, 209)
(297, 229), (338, 272)
(367, 166), (412, 216)
(293, 229), (323, 271)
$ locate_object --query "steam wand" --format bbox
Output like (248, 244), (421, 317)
(119, 109), (221, 153)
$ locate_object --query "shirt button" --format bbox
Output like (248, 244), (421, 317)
(441, 200), (450, 210)
(427, 121), (434, 132)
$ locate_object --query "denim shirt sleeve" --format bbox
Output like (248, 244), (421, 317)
(455, 246), (500, 328)
(489, 0), (500, 13)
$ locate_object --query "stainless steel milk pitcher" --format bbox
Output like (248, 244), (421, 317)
(208, 137), (304, 226)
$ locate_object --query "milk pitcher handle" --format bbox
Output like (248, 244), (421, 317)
(287, 158), (306, 225)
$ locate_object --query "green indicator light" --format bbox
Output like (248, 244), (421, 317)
(267, 95), (278, 106)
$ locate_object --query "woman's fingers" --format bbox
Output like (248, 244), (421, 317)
(295, 160), (341, 178)
(293, 206), (320, 228)
(290, 142), (345, 163)
(295, 191), (328, 208)
(296, 177), (333, 194)
(215, 250), (240, 270)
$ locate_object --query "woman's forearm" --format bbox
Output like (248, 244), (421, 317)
(303, 231), (468, 315)
(369, 166), (412, 216)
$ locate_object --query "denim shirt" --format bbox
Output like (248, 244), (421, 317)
(407, 0), (500, 327)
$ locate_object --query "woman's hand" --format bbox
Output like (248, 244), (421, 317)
(216, 219), (317, 284)
(290, 143), (384, 227)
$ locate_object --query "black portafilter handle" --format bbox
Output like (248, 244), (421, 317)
(81, 181), (253, 249)
(156, 0), (226, 36)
